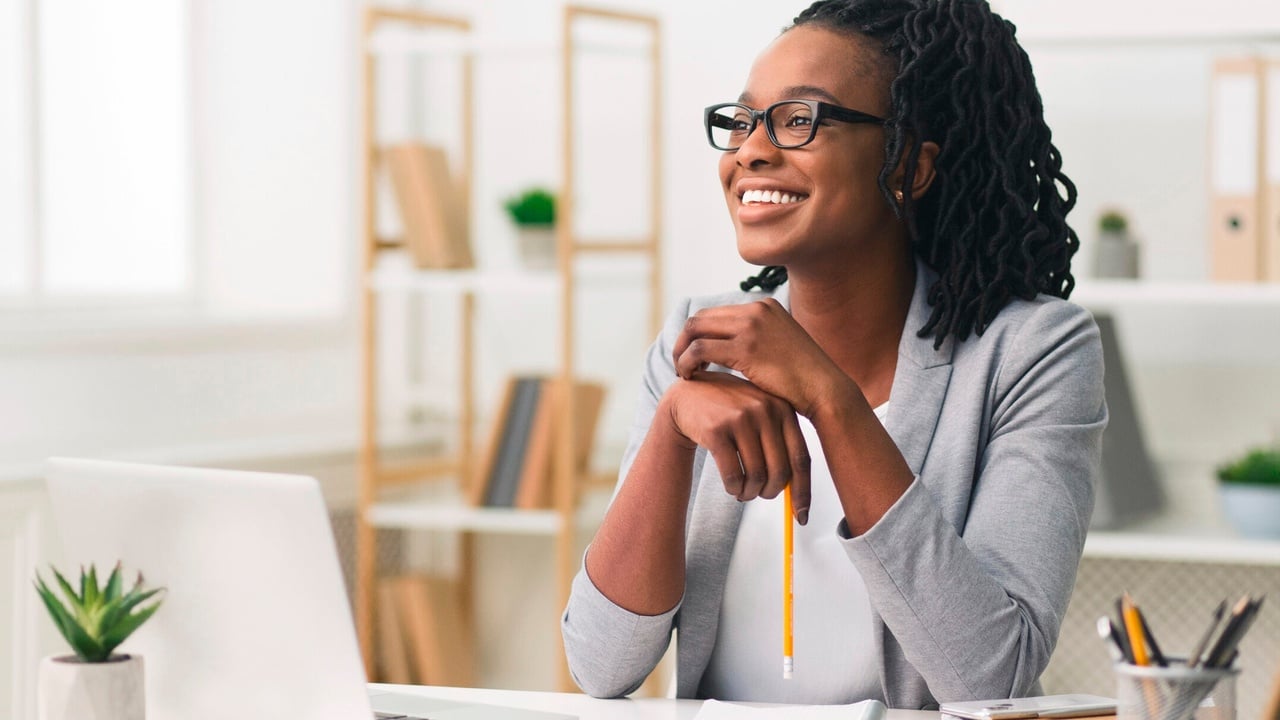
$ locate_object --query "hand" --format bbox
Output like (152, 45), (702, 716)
(660, 371), (811, 523)
(672, 299), (843, 418)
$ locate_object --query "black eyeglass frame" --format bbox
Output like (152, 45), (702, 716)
(703, 99), (887, 151)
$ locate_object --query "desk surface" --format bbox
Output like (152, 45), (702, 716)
(369, 683), (940, 720)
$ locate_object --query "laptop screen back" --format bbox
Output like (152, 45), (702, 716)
(44, 457), (373, 720)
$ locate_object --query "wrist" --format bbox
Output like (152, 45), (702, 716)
(808, 373), (868, 427)
(656, 384), (699, 451)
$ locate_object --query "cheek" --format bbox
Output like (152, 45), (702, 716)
(717, 153), (736, 190)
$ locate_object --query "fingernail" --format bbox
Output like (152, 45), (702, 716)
(797, 509), (809, 526)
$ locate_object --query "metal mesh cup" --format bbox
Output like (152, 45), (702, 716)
(1115, 661), (1238, 720)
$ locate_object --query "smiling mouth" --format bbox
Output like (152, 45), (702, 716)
(740, 189), (808, 205)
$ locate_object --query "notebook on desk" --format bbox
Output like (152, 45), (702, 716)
(44, 457), (572, 720)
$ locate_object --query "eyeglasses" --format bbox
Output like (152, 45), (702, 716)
(704, 99), (886, 151)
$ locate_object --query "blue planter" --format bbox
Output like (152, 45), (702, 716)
(1219, 484), (1280, 539)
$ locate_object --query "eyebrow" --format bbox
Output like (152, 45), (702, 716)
(738, 85), (845, 106)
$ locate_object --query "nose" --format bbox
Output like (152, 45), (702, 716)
(735, 117), (781, 169)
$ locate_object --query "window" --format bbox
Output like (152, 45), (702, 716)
(0, 0), (190, 305)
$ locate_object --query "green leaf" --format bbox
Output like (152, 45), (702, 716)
(99, 601), (163, 656)
(84, 564), (100, 608)
(103, 562), (123, 603)
(52, 567), (83, 612)
(98, 586), (164, 634)
(35, 574), (106, 661)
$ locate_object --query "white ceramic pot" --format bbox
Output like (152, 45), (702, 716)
(38, 654), (145, 720)
(1219, 484), (1280, 539)
(1094, 229), (1140, 279)
(516, 226), (557, 270)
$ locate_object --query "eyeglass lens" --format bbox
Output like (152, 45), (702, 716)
(708, 101), (817, 150)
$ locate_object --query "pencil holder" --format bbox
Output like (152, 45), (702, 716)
(1115, 660), (1238, 720)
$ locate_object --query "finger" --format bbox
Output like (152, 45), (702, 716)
(731, 427), (769, 502)
(780, 412), (812, 526)
(704, 432), (746, 500)
(674, 337), (740, 380)
(757, 402), (794, 501)
(672, 310), (746, 372)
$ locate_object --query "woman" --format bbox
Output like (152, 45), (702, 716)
(562, 0), (1106, 708)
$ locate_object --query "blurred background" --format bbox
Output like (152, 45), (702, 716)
(2, 0), (1279, 717)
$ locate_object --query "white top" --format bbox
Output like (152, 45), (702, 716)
(701, 404), (890, 703)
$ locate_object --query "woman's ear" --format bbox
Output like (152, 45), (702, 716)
(890, 140), (940, 201)
(909, 141), (939, 199)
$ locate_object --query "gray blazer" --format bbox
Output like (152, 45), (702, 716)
(562, 259), (1106, 708)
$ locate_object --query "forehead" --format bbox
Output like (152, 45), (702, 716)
(740, 25), (889, 112)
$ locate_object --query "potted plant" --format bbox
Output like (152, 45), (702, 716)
(1093, 208), (1140, 279)
(502, 187), (557, 270)
(1216, 446), (1280, 539)
(34, 563), (165, 720)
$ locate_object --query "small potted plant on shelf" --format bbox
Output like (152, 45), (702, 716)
(502, 186), (557, 270)
(34, 562), (165, 720)
(1216, 446), (1280, 539)
(1093, 207), (1140, 279)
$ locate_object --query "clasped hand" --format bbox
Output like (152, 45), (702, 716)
(662, 299), (846, 525)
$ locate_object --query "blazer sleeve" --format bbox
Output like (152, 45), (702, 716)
(560, 297), (692, 698)
(842, 300), (1106, 702)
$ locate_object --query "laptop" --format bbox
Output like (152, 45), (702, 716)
(44, 457), (572, 720)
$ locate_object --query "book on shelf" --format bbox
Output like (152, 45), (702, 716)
(516, 378), (606, 510)
(471, 375), (607, 509)
(375, 577), (412, 684)
(391, 573), (474, 687)
(475, 376), (544, 507)
(382, 142), (473, 270)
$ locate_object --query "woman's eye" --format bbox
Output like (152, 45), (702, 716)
(784, 115), (813, 128)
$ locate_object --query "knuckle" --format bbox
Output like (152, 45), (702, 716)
(794, 450), (812, 470)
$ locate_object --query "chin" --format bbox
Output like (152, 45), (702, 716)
(735, 231), (790, 267)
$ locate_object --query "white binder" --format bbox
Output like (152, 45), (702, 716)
(1208, 57), (1266, 282)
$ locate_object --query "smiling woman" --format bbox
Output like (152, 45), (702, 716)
(564, 0), (1103, 710)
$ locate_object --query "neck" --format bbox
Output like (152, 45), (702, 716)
(785, 248), (915, 406)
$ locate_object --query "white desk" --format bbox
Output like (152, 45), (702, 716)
(369, 683), (940, 720)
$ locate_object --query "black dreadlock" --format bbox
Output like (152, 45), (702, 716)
(738, 0), (1078, 348)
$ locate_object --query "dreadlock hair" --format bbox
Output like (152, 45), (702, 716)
(738, 0), (1079, 348)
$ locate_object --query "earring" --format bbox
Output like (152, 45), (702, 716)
(894, 190), (905, 203)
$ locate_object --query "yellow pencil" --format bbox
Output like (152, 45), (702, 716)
(783, 484), (794, 679)
(1121, 592), (1149, 666)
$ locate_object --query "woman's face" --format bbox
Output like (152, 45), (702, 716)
(719, 25), (897, 273)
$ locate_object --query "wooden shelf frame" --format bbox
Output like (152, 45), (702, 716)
(354, 4), (663, 690)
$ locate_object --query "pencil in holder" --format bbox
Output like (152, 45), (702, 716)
(1115, 660), (1238, 720)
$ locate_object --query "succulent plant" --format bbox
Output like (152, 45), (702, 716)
(1098, 209), (1129, 233)
(34, 562), (165, 662)
(1217, 447), (1280, 487)
(503, 188), (556, 226)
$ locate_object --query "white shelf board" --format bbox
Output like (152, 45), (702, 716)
(367, 502), (557, 534)
(369, 267), (558, 295)
(368, 256), (649, 295)
(1071, 280), (1280, 311)
(366, 500), (604, 535)
(1084, 530), (1280, 566)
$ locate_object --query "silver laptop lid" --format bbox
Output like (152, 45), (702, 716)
(44, 457), (372, 720)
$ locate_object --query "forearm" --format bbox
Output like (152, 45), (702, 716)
(810, 375), (914, 535)
(845, 478), (1072, 701)
(585, 409), (695, 615)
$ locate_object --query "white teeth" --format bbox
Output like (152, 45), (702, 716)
(742, 189), (805, 205)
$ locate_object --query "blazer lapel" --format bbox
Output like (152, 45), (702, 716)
(884, 260), (955, 476)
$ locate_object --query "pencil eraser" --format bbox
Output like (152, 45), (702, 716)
(783, 657), (793, 679)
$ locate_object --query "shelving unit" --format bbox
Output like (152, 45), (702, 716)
(354, 5), (662, 689)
